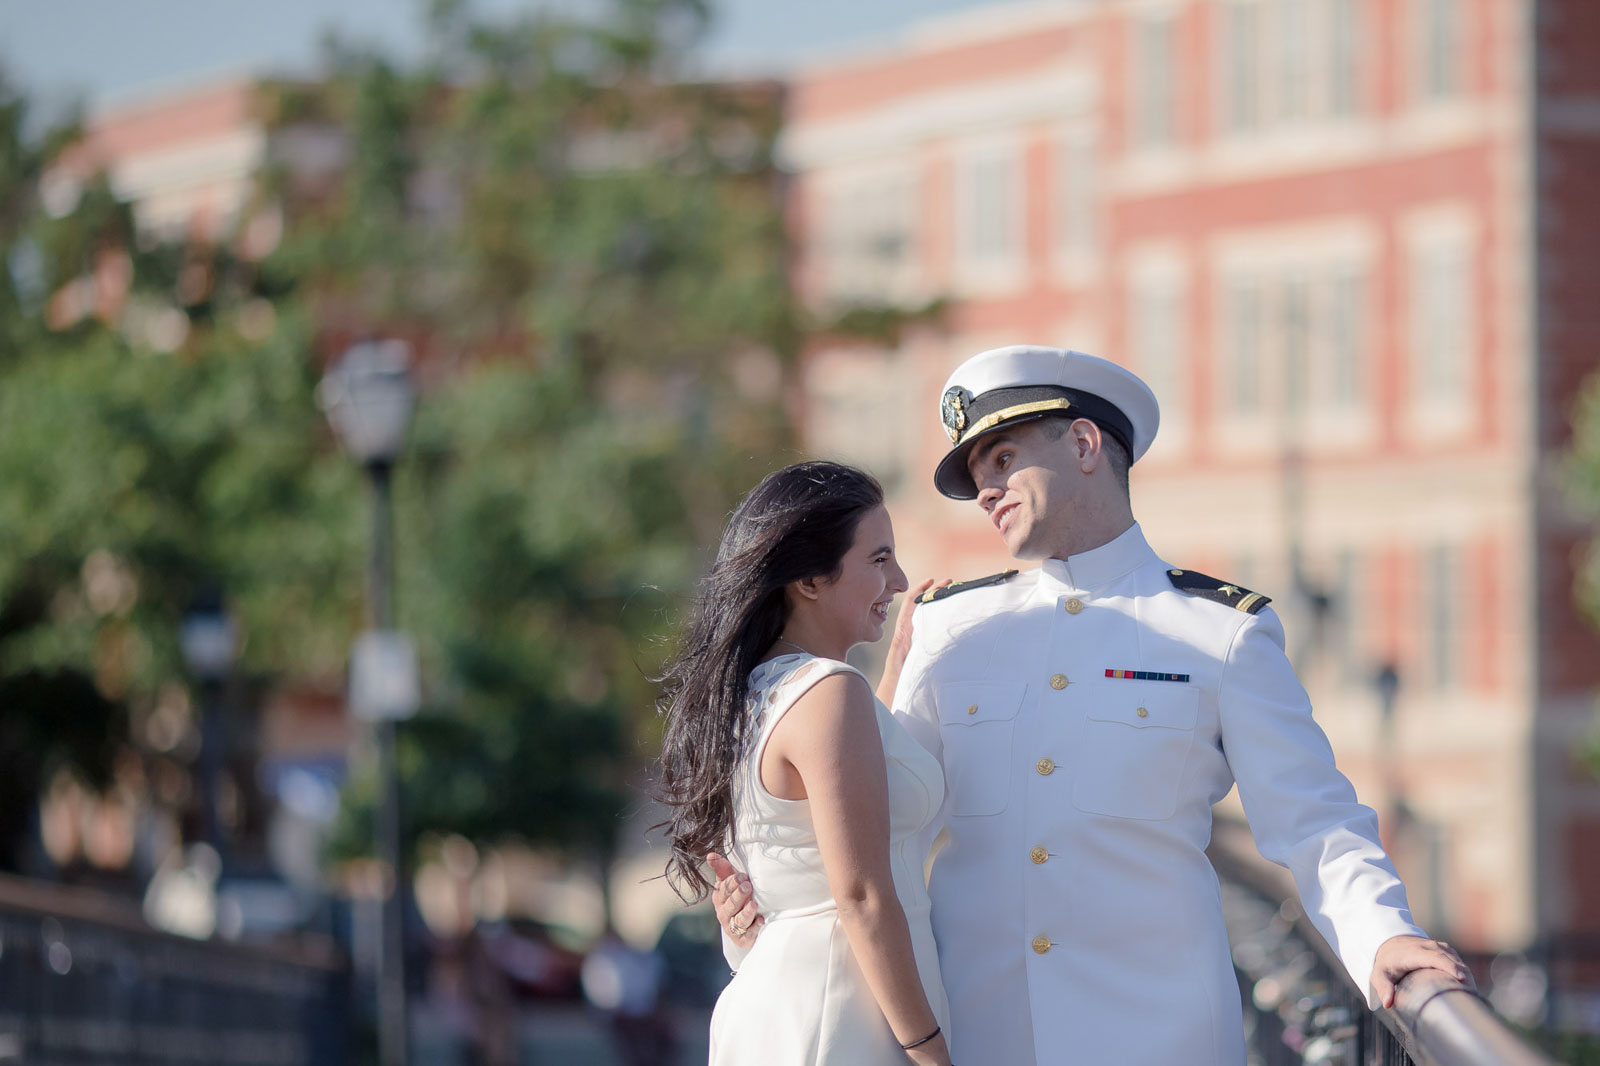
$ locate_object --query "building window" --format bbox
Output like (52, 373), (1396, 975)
(1217, 0), (1365, 137)
(1323, 267), (1366, 408)
(1223, 277), (1265, 415)
(1130, 13), (1178, 150)
(1278, 272), (1314, 416)
(1327, 0), (1362, 117)
(1408, 231), (1474, 415)
(1272, 0), (1313, 124)
(954, 144), (1024, 288)
(1128, 267), (1188, 420)
(1216, 256), (1370, 422)
(1053, 132), (1099, 267)
(1221, 1), (1263, 134)
(1423, 543), (1460, 689)
(1416, 0), (1464, 103)
(818, 171), (920, 305)
(1330, 548), (1365, 688)
(807, 351), (912, 493)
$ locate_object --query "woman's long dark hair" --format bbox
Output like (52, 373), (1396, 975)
(656, 460), (884, 903)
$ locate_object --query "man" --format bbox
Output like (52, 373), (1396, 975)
(713, 345), (1467, 1064)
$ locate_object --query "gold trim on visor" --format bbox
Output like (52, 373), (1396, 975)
(956, 398), (1074, 446)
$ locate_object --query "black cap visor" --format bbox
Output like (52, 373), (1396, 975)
(933, 385), (1135, 500)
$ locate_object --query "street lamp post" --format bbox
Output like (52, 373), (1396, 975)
(320, 339), (418, 1066)
(180, 589), (239, 867)
(1373, 662), (1401, 812)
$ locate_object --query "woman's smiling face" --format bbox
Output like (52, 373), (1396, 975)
(813, 504), (907, 649)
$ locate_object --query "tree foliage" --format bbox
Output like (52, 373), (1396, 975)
(0, 0), (796, 884)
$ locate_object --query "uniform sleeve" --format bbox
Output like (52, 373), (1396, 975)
(1218, 607), (1426, 1008)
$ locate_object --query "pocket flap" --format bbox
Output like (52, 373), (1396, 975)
(1085, 686), (1198, 730)
(936, 681), (1028, 727)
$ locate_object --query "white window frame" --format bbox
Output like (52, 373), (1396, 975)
(1325, 0), (1364, 119)
(1124, 246), (1191, 458)
(1050, 123), (1102, 284)
(1421, 541), (1463, 692)
(1217, 0), (1264, 137)
(1128, 9), (1180, 154)
(1215, 267), (1271, 429)
(1329, 546), (1369, 691)
(811, 160), (924, 308)
(1402, 205), (1478, 439)
(1213, 0), (1368, 143)
(951, 134), (1027, 296)
(1211, 222), (1378, 456)
(803, 346), (917, 495)
(1411, 0), (1466, 107)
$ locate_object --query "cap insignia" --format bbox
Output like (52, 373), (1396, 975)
(940, 386), (971, 443)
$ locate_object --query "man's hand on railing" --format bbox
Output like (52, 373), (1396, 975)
(1371, 934), (1475, 1009)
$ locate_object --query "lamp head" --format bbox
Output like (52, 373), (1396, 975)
(319, 339), (415, 466)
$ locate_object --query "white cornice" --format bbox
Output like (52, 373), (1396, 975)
(109, 128), (267, 203)
(781, 61), (1096, 170)
(795, 0), (1097, 79)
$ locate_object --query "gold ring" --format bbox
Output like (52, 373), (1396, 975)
(730, 920), (746, 936)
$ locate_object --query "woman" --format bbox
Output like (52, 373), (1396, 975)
(656, 461), (951, 1066)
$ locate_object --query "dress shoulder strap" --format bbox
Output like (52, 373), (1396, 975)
(747, 655), (869, 749)
(732, 656), (872, 838)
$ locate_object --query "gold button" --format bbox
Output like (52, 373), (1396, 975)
(967, 704), (978, 715)
(1169, 569), (1183, 576)
(1136, 707), (1149, 718)
(1030, 846), (1048, 864)
(1064, 598), (1083, 615)
(1036, 757), (1055, 775)
(1032, 935), (1052, 955)
(1049, 673), (1069, 690)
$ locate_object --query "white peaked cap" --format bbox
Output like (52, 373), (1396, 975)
(933, 345), (1161, 499)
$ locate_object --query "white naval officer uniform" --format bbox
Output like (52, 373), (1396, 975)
(892, 522), (1425, 1066)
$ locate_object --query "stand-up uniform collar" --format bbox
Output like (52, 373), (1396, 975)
(1038, 522), (1154, 593)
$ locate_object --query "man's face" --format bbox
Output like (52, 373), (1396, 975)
(965, 419), (1079, 561)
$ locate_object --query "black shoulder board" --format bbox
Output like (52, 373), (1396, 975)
(1166, 568), (1271, 614)
(918, 569), (1019, 605)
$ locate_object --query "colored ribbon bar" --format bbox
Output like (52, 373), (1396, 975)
(1104, 669), (1190, 683)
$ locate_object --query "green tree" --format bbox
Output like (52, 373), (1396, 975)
(0, 67), (367, 877)
(293, 0), (796, 885)
(0, 0), (798, 900)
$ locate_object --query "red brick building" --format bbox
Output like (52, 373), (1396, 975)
(783, 0), (1600, 1020)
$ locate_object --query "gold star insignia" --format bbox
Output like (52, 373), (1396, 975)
(1217, 584), (1241, 597)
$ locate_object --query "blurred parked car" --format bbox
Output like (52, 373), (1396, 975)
(653, 908), (731, 1009)
(478, 918), (586, 1000)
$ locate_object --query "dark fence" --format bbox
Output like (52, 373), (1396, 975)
(1211, 820), (1560, 1066)
(0, 874), (347, 1065)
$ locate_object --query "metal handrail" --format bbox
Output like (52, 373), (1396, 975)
(1209, 818), (1562, 1066)
(1390, 968), (1558, 1066)
(0, 871), (348, 1065)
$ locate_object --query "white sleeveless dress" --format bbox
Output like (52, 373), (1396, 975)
(708, 653), (949, 1065)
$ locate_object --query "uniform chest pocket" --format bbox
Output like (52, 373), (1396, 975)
(935, 681), (1027, 817)
(1071, 685), (1199, 821)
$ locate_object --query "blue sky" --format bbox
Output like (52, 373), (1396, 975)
(0, 0), (1004, 112)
